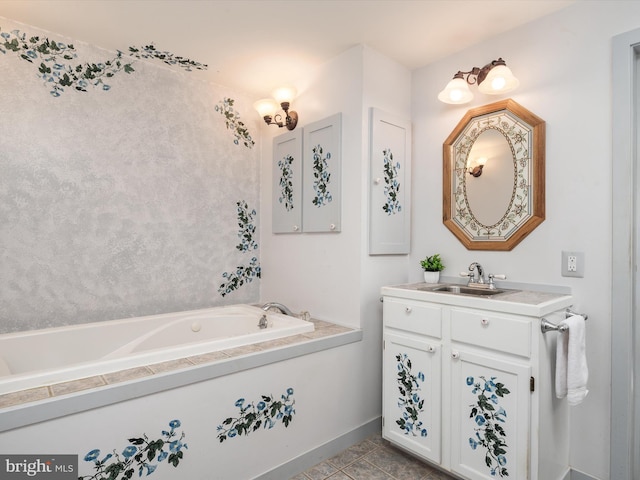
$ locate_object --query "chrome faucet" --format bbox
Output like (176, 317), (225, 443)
(258, 314), (268, 329)
(261, 302), (295, 317)
(468, 262), (486, 285)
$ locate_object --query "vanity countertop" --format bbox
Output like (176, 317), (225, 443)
(381, 282), (574, 317)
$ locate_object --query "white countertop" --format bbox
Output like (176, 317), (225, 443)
(381, 282), (574, 317)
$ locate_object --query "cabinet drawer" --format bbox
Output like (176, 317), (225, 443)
(450, 308), (531, 357)
(383, 298), (442, 338)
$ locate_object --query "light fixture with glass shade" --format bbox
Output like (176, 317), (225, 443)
(438, 58), (519, 105)
(253, 86), (299, 130)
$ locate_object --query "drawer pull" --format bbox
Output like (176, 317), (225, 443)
(405, 306), (412, 314)
(452, 351), (460, 359)
(481, 318), (490, 326)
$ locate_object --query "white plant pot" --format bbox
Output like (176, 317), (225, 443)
(423, 271), (440, 283)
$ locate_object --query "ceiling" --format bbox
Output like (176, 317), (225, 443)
(0, 0), (575, 98)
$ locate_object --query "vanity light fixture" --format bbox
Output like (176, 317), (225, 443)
(438, 58), (519, 105)
(253, 87), (299, 130)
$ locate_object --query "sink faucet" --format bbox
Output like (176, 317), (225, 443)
(468, 262), (486, 285)
(261, 302), (295, 316)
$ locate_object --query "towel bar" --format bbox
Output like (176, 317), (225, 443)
(540, 308), (588, 334)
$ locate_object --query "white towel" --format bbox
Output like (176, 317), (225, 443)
(555, 315), (589, 405)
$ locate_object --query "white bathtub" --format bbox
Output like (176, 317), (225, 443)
(0, 304), (314, 395)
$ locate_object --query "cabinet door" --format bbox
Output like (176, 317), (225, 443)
(383, 331), (441, 464)
(450, 348), (530, 480)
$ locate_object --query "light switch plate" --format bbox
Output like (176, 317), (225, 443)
(561, 251), (584, 277)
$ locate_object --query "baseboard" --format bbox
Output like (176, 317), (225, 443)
(254, 417), (382, 480)
(569, 469), (600, 480)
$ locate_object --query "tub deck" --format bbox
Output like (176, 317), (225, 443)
(0, 318), (360, 431)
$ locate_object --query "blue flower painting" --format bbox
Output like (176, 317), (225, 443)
(395, 353), (428, 437)
(466, 375), (511, 477)
(217, 388), (296, 442)
(79, 420), (187, 480)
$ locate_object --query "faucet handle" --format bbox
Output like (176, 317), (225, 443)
(460, 271), (472, 277)
(487, 274), (506, 289)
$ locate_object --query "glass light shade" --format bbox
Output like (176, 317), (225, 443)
(477, 156), (488, 166)
(437, 77), (473, 104)
(272, 86), (297, 104)
(478, 65), (519, 94)
(253, 98), (278, 117)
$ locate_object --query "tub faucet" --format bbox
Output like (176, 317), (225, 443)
(261, 302), (295, 317)
(468, 262), (486, 285)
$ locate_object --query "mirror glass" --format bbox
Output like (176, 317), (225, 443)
(443, 99), (545, 250)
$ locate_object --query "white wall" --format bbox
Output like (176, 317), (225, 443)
(260, 44), (412, 328)
(259, 43), (411, 447)
(411, 2), (640, 478)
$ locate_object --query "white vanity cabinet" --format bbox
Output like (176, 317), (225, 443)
(381, 284), (573, 480)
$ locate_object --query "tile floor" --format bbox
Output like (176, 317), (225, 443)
(289, 432), (456, 480)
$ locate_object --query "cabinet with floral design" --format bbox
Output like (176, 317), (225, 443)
(383, 328), (442, 464)
(381, 284), (573, 480)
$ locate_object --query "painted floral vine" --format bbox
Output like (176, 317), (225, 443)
(395, 353), (428, 437)
(0, 28), (206, 97)
(382, 148), (402, 215)
(215, 97), (255, 148)
(79, 420), (187, 480)
(217, 388), (296, 442)
(277, 154), (295, 211)
(234, 200), (258, 253)
(311, 144), (333, 207)
(218, 201), (261, 297)
(466, 375), (510, 477)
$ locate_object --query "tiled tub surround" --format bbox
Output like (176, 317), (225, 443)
(0, 317), (355, 415)
(0, 304), (314, 395)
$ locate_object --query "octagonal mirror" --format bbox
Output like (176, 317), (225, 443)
(443, 99), (545, 250)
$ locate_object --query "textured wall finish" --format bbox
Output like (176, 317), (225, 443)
(0, 19), (261, 333)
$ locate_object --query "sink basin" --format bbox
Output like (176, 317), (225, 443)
(422, 285), (511, 297)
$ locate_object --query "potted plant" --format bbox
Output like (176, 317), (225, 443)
(420, 254), (445, 283)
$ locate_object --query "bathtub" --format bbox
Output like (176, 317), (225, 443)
(0, 304), (314, 395)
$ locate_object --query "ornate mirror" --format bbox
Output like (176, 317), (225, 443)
(443, 99), (545, 250)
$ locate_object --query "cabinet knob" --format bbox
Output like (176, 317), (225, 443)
(292, 225), (299, 231)
(405, 306), (412, 314)
(374, 177), (381, 185)
(330, 223), (336, 231)
(481, 318), (490, 326)
(427, 345), (436, 353)
(451, 351), (460, 359)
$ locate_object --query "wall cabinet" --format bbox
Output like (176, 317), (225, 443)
(381, 285), (572, 480)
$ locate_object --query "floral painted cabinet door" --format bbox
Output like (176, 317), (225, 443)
(382, 331), (442, 464)
(450, 349), (530, 480)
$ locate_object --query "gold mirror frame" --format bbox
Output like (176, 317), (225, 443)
(443, 99), (545, 250)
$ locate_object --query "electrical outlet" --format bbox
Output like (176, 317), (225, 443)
(562, 251), (584, 278)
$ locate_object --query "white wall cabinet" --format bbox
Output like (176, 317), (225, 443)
(381, 285), (573, 480)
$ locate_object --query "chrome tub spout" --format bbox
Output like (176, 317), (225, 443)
(260, 302), (295, 317)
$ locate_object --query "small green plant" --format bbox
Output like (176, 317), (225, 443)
(420, 254), (445, 272)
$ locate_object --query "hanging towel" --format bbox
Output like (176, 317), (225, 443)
(555, 314), (589, 406)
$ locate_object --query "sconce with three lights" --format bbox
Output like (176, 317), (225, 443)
(438, 58), (519, 105)
(253, 87), (299, 131)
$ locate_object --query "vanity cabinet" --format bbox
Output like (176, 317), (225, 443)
(381, 284), (572, 480)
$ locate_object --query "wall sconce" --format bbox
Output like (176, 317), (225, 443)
(438, 58), (519, 105)
(467, 157), (488, 177)
(253, 87), (299, 130)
